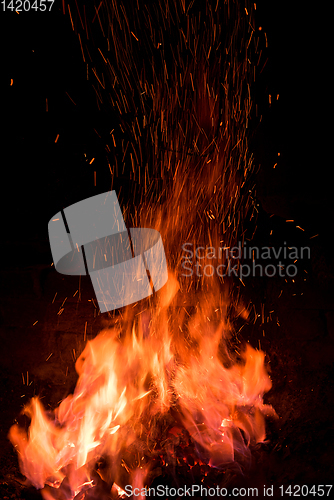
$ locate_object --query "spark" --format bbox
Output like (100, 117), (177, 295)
(68, 4), (74, 31)
(78, 33), (85, 62)
(74, 0), (85, 30)
(65, 92), (76, 105)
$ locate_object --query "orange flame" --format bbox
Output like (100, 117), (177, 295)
(9, 274), (276, 499)
(9, 2), (272, 496)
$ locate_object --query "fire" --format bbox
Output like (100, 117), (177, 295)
(9, 0), (276, 497)
(9, 273), (275, 499)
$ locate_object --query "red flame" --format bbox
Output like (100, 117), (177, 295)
(9, 275), (276, 499)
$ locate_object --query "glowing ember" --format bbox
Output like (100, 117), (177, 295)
(9, 275), (275, 499)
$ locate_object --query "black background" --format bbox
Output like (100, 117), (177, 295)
(1, 0), (332, 240)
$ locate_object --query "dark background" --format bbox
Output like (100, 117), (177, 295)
(1, 1), (332, 237)
(0, 1), (333, 498)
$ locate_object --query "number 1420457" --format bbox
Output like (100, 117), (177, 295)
(1, 0), (54, 11)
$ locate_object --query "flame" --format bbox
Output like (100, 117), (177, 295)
(9, 1), (276, 497)
(9, 274), (275, 499)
